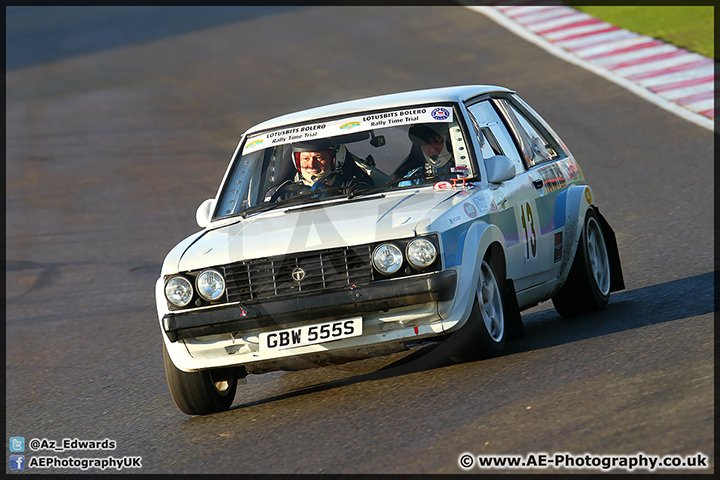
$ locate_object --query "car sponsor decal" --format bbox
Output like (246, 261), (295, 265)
(447, 193), (491, 226)
(494, 191), (508, 209)
(339, 121), (361, 130)
(565, 159), (581, 180)
(431, 107), (451, 120)
(537, 163), (567, 194)
(242, 105), (454, 154)
(473, 190), (497, 216)
(463, 202), (477, 218)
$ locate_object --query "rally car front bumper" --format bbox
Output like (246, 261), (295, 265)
(162, 269), (457, 343)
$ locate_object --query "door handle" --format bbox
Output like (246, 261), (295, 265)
(532, 179), (544, 189)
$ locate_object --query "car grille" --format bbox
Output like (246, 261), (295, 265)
(223, 245), (374, 302)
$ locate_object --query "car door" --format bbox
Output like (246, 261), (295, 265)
(493, 95), (572, 291)
(465, 98), (556, 295)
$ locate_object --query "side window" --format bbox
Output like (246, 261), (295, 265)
(494, 98), (563, 167)
(466, 100), (525, 173)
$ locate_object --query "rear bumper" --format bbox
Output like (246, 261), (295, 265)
(162, 270), (457, 342)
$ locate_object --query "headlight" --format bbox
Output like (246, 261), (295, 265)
(196, 269), (225, 301)
(165, 276), (193, 307)
(406, 238), (437, 269)
(372, 243), (403, 275)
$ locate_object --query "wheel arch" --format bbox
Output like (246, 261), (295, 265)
(553, 185), (594, 294)
(553, 185), (624, 296)
(484, 240), (506, 281)
(443, 222), (504, 330)
(444, 221), (522, 339)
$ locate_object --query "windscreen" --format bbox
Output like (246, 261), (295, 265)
(215, 104), (475, 219)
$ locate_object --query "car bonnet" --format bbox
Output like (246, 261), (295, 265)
(173, 188), (459, 272)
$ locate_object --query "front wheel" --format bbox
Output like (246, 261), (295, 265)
(473, 259), (506, 355)
(163, 343), (238, 415)
(552, 208), (611, 316)
(447, 256), (507, 363)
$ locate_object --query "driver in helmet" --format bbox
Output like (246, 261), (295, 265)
(264, 138), (373, 202)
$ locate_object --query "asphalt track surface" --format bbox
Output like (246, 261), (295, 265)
(5, 6), (715, 475)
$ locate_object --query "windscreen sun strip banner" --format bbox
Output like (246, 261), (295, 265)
(242, 106), (454, 155)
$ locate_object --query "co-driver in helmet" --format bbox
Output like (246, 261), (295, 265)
(392, 123), (456, 185)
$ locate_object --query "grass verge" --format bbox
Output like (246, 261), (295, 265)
(567, 6), (714, 59)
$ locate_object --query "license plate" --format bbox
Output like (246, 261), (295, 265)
(259, 317), (363, 351)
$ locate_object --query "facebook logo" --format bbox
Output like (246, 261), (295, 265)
(9, 437), (25, 452)
(10, 455), (25, 470)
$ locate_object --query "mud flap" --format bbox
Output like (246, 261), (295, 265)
(595, 208), (625, 292)
(503, 278), (524, 340)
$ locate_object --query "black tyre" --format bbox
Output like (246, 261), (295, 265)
(552, 208), (611, 316)
(163, 343), (238, 415)
(446, 255), (506, 363)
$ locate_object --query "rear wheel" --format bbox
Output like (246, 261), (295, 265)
(448, 255), (506, 363)
(552, 209), (611, 316)
(163, 343), (238, 415)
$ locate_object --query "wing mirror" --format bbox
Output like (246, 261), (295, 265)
(485, 155), (516, 184)
(196, 199), (215, 228)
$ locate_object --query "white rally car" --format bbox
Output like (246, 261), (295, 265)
(156, 85), (624, 415)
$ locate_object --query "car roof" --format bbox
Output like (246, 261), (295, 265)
(245, 85), (514, 135)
